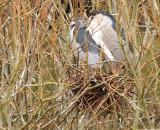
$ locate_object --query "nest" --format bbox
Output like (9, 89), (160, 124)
(67, 67), (135, 117)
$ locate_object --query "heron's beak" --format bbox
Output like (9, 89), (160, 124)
(87, 17), (91, 24)
(87, 16), (94, 26)
(69, 18), (76, 30)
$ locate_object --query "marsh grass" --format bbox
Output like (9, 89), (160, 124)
(0, 0), (159, 129)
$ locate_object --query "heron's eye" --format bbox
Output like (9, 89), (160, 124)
(90, 16), (94, 20)
(88, 16), (94, 22)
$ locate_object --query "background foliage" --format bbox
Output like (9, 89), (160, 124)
(0, 0), (160, 129)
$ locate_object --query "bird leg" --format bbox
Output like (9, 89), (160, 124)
(112, 63), (119, 75)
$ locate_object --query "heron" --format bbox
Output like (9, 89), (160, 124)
(70, 10), (134, 73)
(70, 16), (102, 69)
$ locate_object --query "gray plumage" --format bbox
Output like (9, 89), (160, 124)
(70, 11), (134, 72)
(87, 10), (134, 69)
(70, 17), (102, 68)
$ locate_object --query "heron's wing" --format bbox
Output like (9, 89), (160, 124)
(71, 26), (102, 67)
(102, 22), (134, 62)
(75, 27), (101, 54)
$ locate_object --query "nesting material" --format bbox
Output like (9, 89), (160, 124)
(67, 67), (135, 116)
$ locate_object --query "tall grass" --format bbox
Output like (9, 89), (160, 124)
(0, 0), (159, 129)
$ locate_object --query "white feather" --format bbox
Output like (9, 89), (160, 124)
(87, 14), (115, 61)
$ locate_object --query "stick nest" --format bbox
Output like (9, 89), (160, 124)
(67, 67), (135, 116)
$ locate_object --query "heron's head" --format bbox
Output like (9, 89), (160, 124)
(69, 17), (88, 31)
(88, 10), (116, 24)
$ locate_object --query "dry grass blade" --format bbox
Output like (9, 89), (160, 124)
(0, 0), (159, 129)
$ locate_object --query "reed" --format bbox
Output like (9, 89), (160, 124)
(0, 0), (159, 129)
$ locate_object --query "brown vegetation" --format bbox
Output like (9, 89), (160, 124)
(0, 0), (159, 129)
